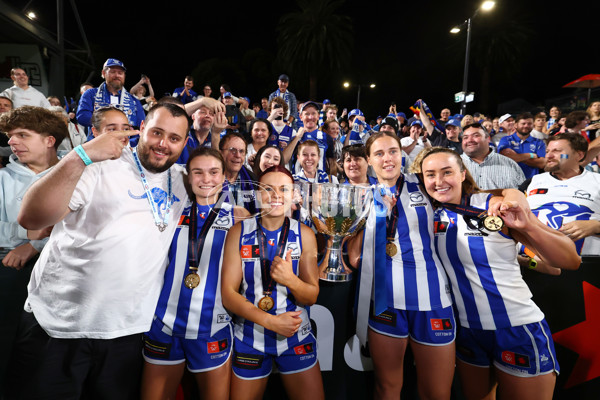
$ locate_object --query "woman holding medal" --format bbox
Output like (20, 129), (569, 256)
(141, 147), (249, 400)
(346, 131), (456, 400)
(221, 165), (324, 400)
(415, 147), (580, 400)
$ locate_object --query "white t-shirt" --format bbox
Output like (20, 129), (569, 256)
(26, 148), (188, 339)
(0, 85), (51, 109)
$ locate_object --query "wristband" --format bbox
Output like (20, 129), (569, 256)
(74, 145), (93, 166)
(529, 153), (535, 159)
(527, 257), (537, 270)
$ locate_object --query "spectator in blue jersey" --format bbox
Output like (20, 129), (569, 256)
(416, 147), (580, 400)
(172, 75), (198, 105)
(345, 131), (455, 400)
(255, 98), (269, 119)
(223, 92), (245, 136)
(293, 140), (336, 183)
(0, 107), (65, 391)
(219, 132), (257, 214)
(322, 119), (342, 177)
(177, 98), (227, 164)
(76, 58), (145, 131)
(497, 112), (546, 179)
(268, 74), (299, 129)
(221, 165), (323, 400)
(422, 113), (463, 155)
(266, 97), (296, 156)
(287, 102), (334, 175)
(252, 145), (284, 177)
(141, 147), (249, 400)
(344, 108), (373, 146)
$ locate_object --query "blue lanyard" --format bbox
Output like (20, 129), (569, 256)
(131, 147), (172, 232)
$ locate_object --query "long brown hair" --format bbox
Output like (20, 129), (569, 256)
(412, 147), (480, 198)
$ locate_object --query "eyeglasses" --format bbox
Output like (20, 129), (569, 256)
(226, 147), (246, 156)
(198, 110), (215, 117)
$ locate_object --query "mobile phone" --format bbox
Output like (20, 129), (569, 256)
(273, 103), (283, 120)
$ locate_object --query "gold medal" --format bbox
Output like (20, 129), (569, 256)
(386, 242), (398, 257)
(258, 295), (274, 312)
(184, 272), (200, 289)
(483, 215), (504, 232)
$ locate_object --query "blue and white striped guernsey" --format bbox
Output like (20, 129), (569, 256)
(433, 192), (544, 330)
(153, 200), (235, 339)
(235, 217), (309, 356)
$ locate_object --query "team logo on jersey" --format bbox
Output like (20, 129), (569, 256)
(293, 343), (314, 355)
(501, 351), (530, 368)
(430, 318), (453, 331)
(528, 188), (548, 196)
(241, 244), (260, 259)
(207, 338), (228, 354)
(534, 202), (594, 230)
(268, 238), (276, 246)
(409, 192), (427, 207)
(529, 144), (536, 152)
(287, 242), (301, 260)
(215, 215), (231, 226)
(434, 221), (448, 234)
(573, 190), (591, 200)
(199, 212), (206, 219)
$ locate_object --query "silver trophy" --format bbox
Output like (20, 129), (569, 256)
(307, 183), (372, 282)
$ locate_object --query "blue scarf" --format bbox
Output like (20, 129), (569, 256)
(94, 82), (139, 126)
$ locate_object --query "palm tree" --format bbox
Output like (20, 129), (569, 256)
(276, 0), (353, 100)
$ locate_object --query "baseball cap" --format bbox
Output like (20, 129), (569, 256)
(223, 92), (232, 98)
(452, 114), (463, 120)
(323, 99), (330, 105)
(242, 97), (250, 104)
(410, 120), (423, 127)
(103, 58), (126, 71)
(499, 113), (514, 124)
(278, 74), (290, 82)
(300, 101), (319, 113)
(396, 112), (406, 120)
(445, 118), (461, 128)
(380, 116), (399, 133)
(349, 109), (364, 118)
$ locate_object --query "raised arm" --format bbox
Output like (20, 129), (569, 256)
(18, 130), (138, 230)
(184, 96), (226, 116)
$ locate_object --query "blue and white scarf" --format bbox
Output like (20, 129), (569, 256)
(94, 82), (140, 126)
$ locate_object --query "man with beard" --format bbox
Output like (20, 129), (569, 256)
(460, 122), (525, 190)
(7, 103), (192, 399)
(520, 133), (600, 257)
(498, 112), (546, 179)
(76, 58), (145, 132)
(176, 98), (227, 164)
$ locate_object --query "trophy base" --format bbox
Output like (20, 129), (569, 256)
(320, 268), (352, 282)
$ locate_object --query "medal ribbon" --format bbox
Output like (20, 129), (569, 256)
(440, 194), (494, 232)
(187, 199), (223, 273)
(131, 147), (172, 231)
(257, 217), (290, 295)
(374, 175), (404, 316)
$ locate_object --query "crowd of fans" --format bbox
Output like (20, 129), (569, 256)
(1, 58), (599, 400)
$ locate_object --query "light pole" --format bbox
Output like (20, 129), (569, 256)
(343, 81), (376, 109)
(450, 1), (495, 114)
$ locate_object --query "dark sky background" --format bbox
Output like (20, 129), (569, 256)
(7, 0), (598, 119)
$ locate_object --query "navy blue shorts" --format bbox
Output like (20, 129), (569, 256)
(368, 304), (456, 345)
(456, 319), (559, 377)
(232, 334), (318, 380)
(143, 318), (232, 373)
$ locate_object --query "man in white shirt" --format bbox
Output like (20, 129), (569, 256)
(0, 68), (51, 109)
(7, 101), (223, 399)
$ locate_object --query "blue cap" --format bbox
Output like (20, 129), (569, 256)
(323, 99), (330, 105)
(278, 74), (290, 81)
(242, 96), (250, 104)
(452, 114), (463, 120)
(410, 120), (423, 127)
(396, 112), (406, 119)
(300, 101), (319, 113)
(223, 92), (232, 98)
(103, 58), (126, 71)
(349, 109), (364, 118)
(446, 118), (461, 128)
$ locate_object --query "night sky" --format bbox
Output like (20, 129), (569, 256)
(7, 0), (598, 119)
